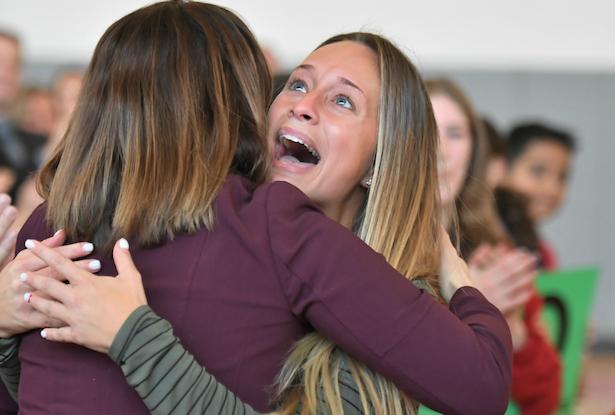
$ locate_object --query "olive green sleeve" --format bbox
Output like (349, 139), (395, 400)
(0, 336), (20, 402)
(109, 305), (369, 415)
(109, 305), (262, 415)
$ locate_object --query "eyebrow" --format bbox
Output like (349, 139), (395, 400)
(294, 64), (365, 95)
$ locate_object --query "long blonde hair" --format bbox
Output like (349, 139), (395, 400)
(37, 1), (271, 252)
(274, 33), (441, 415)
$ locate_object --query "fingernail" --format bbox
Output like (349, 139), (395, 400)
(0, 194), (9, 204)
(23, 292), (32, 303)
(119, 238), (129, 249)
(83, 243), (94, 253)
(25, 239), (35, 249)
(89, 259), (101, 271)
(19, 272), (27, 282)
(54, 229), (62, 237)
(40, 330), (47, 339)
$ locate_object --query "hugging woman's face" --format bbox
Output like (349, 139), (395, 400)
(268, 41), (380, 227)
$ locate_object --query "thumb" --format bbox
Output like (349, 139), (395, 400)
(112, 238), (138, 277)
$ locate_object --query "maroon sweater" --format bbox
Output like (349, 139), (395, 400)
(9, 175), (512, 414)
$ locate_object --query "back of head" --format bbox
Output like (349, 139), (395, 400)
(38, 0), (272, 251)
(425, 78), (505, 256)
(507, 122), (576, 164)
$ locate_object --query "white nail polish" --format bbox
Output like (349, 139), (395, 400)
(40, 330), (47, 339)
(23, 292), (31, 303)
(25, 239), (35, 249)
(19, 272), (27, 282)
(83, 243), (94, 253)
(119, 238), (129, 249)
(54, 229), (62, 237)
(89, 260), (101, 271)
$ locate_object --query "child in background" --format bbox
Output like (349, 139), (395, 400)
(503, 122), (576, 270)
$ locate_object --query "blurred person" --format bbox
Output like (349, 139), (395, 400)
(0, 31), (45, 200)
(12, 70), (83, 233)
(49, 70), (83, 147)
(0, 4), (511, 415)
(12, 87), (54, 137)
(427, 78), (562, 415)
(503, 122), (576, 270)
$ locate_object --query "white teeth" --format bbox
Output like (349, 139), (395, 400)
(280, 134), (320, 160)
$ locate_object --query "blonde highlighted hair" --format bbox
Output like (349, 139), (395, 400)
(37, 1), (271, 252)
(273, 33), (442, 415)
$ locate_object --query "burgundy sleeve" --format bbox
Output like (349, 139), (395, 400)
(512, 293), (561, 415)
(265, 182), (513, 415)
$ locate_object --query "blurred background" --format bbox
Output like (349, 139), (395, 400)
(0, 0), (613, 412)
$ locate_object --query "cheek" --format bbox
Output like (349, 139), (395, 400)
(322, 128), (375, 193)
(448, 139), (473, 185)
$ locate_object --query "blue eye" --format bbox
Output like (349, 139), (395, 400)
(334, 95), (353, 109)
(288, 79), (307, 93)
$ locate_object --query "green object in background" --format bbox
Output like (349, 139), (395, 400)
(418, 267), (598, 415)
(536, 267), (598, 414)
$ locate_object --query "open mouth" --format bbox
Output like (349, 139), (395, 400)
(275, 134), (321, 165)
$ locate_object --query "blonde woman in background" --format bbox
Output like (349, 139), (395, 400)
(427, 78), (561, 415)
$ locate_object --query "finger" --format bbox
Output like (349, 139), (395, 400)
(22, 273), (74, 305)
(468, 244), (492, 268)
(491, 251), (537, 282)
(504, 270), (537, 294)
(0, 228), (17, 265)
(113, 238), (137, 277)
(31, 259), (102, 282)
(17, 304), (65, 328)
(0, 194), (12, 215)
(27, 293), (72, 324)
(0, 203), (17, 238)
(41, 229), (66, 248)
(17, 241), (95, 272)
(40, 326), (75, 344)
(500, 288), (534, 314)
(24, 240), (93, 284)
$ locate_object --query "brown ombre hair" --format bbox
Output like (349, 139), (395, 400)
(425, 78), (505, 257)
(274, 32), (441, 415)
(37, 1), (271, 251)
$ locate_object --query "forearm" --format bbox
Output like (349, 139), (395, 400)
(0, 337), (20, 402)
(109, 305), (262, 415)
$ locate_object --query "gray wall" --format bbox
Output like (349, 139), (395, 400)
(431, 70), (614, 342)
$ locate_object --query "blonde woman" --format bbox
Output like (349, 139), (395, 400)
(0, 6), (511, 415)
(427, 78), (561, 415)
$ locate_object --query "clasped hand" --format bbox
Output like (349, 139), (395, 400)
(21, 238), (147, 354)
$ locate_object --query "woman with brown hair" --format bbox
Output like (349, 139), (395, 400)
(0, 3), (510, 414)
(427, 78), (562, 415)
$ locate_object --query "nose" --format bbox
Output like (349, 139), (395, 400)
(289, 92), (319, 123)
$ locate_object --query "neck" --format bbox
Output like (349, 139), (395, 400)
(319, 188), (366, 231)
